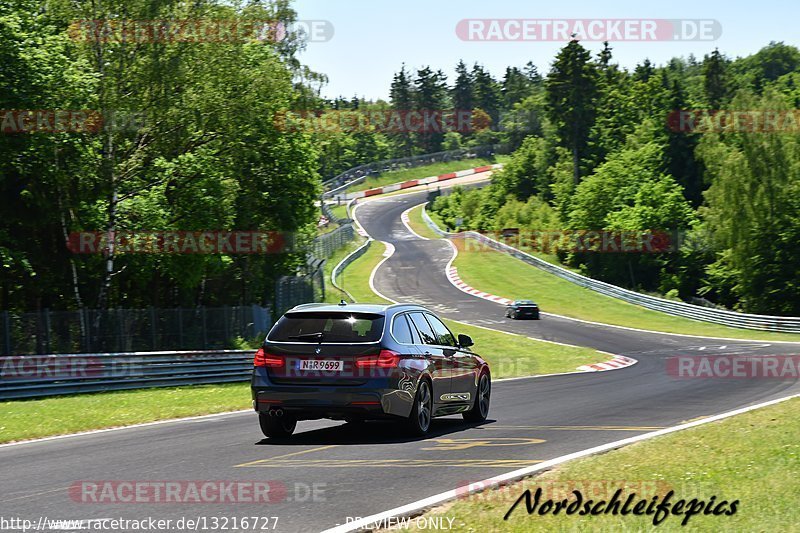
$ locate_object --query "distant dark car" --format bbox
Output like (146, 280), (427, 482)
(505, 300), (540, 320)
(251, 303), (491, 439)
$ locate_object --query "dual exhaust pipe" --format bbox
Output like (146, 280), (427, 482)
(266, 408), (284, 417)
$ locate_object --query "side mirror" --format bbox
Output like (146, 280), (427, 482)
(457, 334), (474, 348)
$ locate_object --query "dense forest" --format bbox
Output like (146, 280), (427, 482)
(2, 0), (799, 316)
(419, 42), (800, 315)
(1, 0), (324, 312)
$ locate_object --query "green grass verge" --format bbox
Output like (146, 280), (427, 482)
(328, 203), (349, 221)
(405, 204), (442, 240)
(453, 239), (800, 342)
(347, 156), (509, 193)
(338, 240), (607, 378)
(335, 240), (391, 305)
(0, 229), (608, 445)
(411, 396), (800, 532)
(0, 383), (251, 444)
(323, 235), (368, 304)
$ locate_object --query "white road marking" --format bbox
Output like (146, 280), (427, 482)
(321, 392), (800, 533)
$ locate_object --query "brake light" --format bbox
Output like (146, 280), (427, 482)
(355, 349), (400, 368)
(253, 348), (284, 367)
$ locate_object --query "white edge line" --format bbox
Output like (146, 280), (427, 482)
(359, 200), (633, 379)
(368, 241), (397, 305)
(331, 237), (372, 303)
(443, 239), (636, 373)
(400, 205), (429, 240)
(352, 199), (398, 305)
(321, 392), (800, 533)
(428, 224), (800, 345)
(0, 409), (252, 449)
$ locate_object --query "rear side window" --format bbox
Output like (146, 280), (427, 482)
(408, 312), (437, 344)
(391, 314), (415, 344)
(268, 312), (385, 343)
(425, 313), (456, 346)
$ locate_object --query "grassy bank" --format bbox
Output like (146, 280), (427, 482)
(405, 204), (442, 240)
(347, 156), (508, 193)
(408, 396), (800, 532)
(323, 235), (368, 304)
(452, 238), (800, 342)
(338, 240), (609, 379)
(1, 220), (609, 444)
(328, 203), (349, 221)
(0, 383), (251, 444)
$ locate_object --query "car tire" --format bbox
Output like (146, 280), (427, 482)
(258, 412), (297, 439)
(463, 371), (490, 423)
(406, 379), (433, 436)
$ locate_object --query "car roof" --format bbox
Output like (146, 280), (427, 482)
(287, 302), (425, 315)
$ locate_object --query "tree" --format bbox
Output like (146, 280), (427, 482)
(545, 40), (598, 184)
(698, 90), (800, 314)
(452, 60), (473, 112)
(664, 79), (704, 207)
(472, 64), (502, 127)
(491, 136), (550, 200)
(501, 67), (533, 109)
(703, 49), (729, 108)
(389, 64), (415, 155)
(413, 66), (448, 152)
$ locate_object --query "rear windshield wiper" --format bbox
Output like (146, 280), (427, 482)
(288, 332), (325, 342)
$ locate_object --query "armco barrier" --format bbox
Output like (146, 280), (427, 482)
(331, 239), (372, 302)
(0, 350), (253, 400)
(330, 164), (502, 202)
(422, 208), (800, 333)
(322, 144), (506, 199)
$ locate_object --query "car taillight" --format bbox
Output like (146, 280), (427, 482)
(355, 349), (400, 368)
(253, 348), (284, 367)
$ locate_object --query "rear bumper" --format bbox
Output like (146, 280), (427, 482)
(251, 370), (415, 420)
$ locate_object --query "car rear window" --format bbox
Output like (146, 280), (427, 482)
(267, 312), (385, 343)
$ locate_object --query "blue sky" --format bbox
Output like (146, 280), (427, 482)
(291, 0), (799, 101)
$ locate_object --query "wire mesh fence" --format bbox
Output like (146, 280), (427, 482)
(1, 306), (271, 356)
(274, 264), (326, 317)
(312, 224), (355, 259)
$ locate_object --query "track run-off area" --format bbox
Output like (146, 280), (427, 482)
(2, 180), (799, 533)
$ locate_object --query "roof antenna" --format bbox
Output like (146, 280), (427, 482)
(338, 299), (347, 306)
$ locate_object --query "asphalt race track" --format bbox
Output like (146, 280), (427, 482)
(2, 187), (799, 533)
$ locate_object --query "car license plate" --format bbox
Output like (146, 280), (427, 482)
(298, 359), (344, 372)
